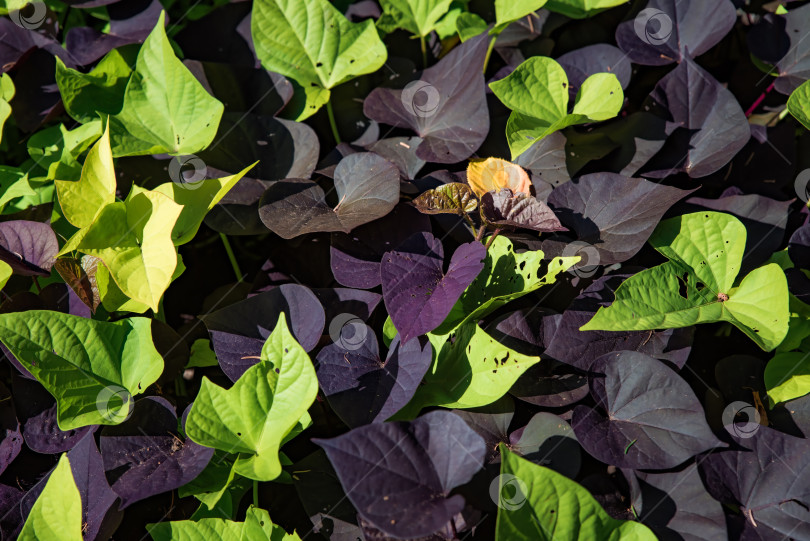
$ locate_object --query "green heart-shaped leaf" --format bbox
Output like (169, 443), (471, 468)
(19, 454), (83, 541)
(582, 212), (790, 351)
(0, 311), (163, 430)
(148, 506), (300, 540)
(186, 314), (318, 481)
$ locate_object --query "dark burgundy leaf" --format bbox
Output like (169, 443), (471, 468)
(513, 131), (569, 189)
(0, 382), (21, 476)
(381, 233), (486, 344)
(330, 204), (432, 289)
(13, 373), (96, 454)
(0, 484), (23, 539)
(557, 44), (632, 90)
(258, 153), (400, 238)
(546, 173), (695, 265)
(615, 0), (736, 66)
(99, 397), (214, 509)
(316, 333), (433, 427)
(363, 33), (490, 163)
(67, 432), (122, 541)
(202, 283), (324, 381)
(481, 188), (567, 232)
(635, 464), (727, 541)
(699, 426), (810, 539)
(0, 220), (58, 276)
(315, 410), (485, 538)
(545, 275), (694, 370)
(775, 3), (810, 94)
(572, 351), (722, 469)
(641, 58), (749, 178)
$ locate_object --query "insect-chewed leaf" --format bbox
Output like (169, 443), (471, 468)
(412, 182), (478, 215)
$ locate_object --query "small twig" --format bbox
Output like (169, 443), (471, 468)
(475, 225), (487, 243)
(31, 276), (41, 293)
(462, 213), (478, 237)
(326, 100), (342, 143)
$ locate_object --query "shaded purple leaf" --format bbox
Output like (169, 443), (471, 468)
(615, 0), (736, 66)
(509, 412), (581, 478)
(481, 188), (567, 232)
(68, 432), (122, 540)
(635, 464), (727, 541)
(202, 283), (324, 382)
(13, 373), (96, 454)
(545, 275), (694, 370)
(0, 381), (21, 476)
(641, 58), (749, 178)
(314, 410), (485, 538)
(0, 484), (23, 539)
(789, 222), (810, 270)
(775, 3), (810, 94)
(316, 333), (433, 427)
(699, 425), (810, 539)
(330, 204), (431, 289)
(366, 136), (426, 180)
(258, 153), (400, 238)
(381, 233), (486, 344)
(572, 351), (722, 469)
(99, 397), (214, 509)
(557, 44), (632, 91)
(514, 131), (569, 189)
(546, 173), (695, 265)
(0, 220), (58, 276)
(363, 33), (490, 163)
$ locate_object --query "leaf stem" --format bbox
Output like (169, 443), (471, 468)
(484, 228), (502, 249)
(253, 480), (259, 507)
(326, 100), (341, 144)
(745, 81), (776, 117)
(219, 233), (243, 282)
(420, 35), (428, 68)
(31, 276), (41, 293)
(482, 34), (497, 74)
(475, 225), (487, 243)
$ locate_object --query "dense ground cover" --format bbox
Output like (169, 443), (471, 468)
(1, 0), (810, 539)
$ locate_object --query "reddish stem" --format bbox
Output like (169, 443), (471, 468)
(745, 81), (776, 118)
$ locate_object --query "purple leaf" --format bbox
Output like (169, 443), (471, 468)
(0, 484), (23, 539)
(481, 188), (567, 232)
(13, 373), (96, 454)
(615, 0), (736, 66)
(0, 382), (21, 476)
(509, 412), (581, 478)
(202, 283), (324, 382)
(634, 464), (728, 541)
(258, 153), (400, 238)
(546, 173), (695, 265)
(572, 351), (723, 469)
(699, 426), (810, 539)
(330, 204), (431, 289)
(314, 410), (485, 538)
(789, 223), (810, 270)
(452, 396), (514, 463)
(67, 432), (122, 540)
(642, 58), (749, 178)
(363, 33), (490, 164)
(775, 3), (810, 94)
(99, 397), (214, 509)
(381, 233), (486, 344)
(545, 275), (694, 370)
(316, 333), (433, 427)
(557, 44), (632, 91)
(0, 220), (58, 276)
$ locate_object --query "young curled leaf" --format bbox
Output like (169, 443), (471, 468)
(481, 188), (567, 233)
(467, 157), (532, 198)
(54, 256), (102, 313)
(412, 182), (478, 215)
